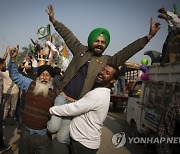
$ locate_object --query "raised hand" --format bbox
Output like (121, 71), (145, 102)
(46, 5), (56, 23)
(10, 47), (18, 61)
(147, 17), (161, 40)
(158, 8), (166, 14)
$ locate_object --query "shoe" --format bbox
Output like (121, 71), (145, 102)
(0, 144), (11, 153)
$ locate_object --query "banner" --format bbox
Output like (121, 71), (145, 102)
(37, 24), (51, 39)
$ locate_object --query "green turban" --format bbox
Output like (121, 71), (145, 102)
(87, 28), (110, 48)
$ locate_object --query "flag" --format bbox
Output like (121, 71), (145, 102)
(172, 3), (178, 15)
(37, 24), (51, 39)
(61, 45), (68, 58)
(45, 41), (58, 53)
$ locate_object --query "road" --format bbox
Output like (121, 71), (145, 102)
(3, 103), (156, 154)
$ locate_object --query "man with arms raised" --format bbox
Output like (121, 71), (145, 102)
(46, 4), (161, 144)
(8, 48), (56, 154)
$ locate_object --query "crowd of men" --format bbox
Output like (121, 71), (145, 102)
(0, 4), (179, 154)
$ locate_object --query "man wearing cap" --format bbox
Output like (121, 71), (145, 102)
(46, 4), (161, 144)
(8, 48), (57, 154)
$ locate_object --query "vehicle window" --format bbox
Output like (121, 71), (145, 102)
(131, 81), (142, 98)
(163, 83), (174, 108)
(146, 82), (174, 115)
(154, 83), (164, 113)
(174, 84), (180, 99)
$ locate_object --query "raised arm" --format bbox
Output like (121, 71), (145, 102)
(3, 46), (10, 60)
(9, 47), (19, 62)
(46, 4), (87, 55)
(8, 48), (32, 91)
(108, 18), (161, 66)
(46, 4), (56, 24)
(146, 17), (161, 41)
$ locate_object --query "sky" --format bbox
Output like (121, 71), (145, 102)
(0, 0), (179, 64)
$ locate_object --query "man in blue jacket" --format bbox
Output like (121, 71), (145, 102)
(8, 48), (56, 154)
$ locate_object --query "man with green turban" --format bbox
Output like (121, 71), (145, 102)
(88, 28), (110, 47)
(46, 4), (161, 146)
(87, 28), (110, 56)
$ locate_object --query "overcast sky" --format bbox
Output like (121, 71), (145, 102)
(0, 0), (179, 64)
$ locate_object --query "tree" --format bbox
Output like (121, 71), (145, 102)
(16, 44), (33, 64)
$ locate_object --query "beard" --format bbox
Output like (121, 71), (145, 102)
(90, 45), (105, 56)
(33, 79), (52, 97)
(94, 77), (109, 88)
(94, 80), (109, 88)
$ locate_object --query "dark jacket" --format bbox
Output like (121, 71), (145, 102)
(53, 21), (149, 98)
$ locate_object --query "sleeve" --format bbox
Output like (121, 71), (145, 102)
(108, 36), (149, 66)
(166, 11), (179, 20)
(8, 61), (32, 92)
(166, 11), (180, 28)
(53, 21), (87, 56)
(49, 89), (98, 116)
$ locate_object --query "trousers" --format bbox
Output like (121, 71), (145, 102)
(47, 93), (71, 144)
(18, 127), (53, 154)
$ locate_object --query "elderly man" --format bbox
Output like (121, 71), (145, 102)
(46, 4), (161, 144)
(8, 48), (57, 154)
(49, 64), (119, 154)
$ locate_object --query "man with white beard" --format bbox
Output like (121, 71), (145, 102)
(8, 48), (57, 154)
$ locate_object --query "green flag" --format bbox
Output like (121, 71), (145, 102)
(172, 3), (178, 15)
(37, 24), (51, 39)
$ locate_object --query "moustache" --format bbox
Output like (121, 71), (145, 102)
(97, 73), (104, 80)
(94, 45), (103, 50)
(40, 80), (48, 84)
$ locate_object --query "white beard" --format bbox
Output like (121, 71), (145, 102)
(33, 79), (52, 97)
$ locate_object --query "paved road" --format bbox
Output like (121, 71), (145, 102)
(3, 104), (156, 154)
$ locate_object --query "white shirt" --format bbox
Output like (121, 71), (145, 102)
(49, 87), (111, 149)
(2, 71), (19, 94)
(166, 11), (180, 31)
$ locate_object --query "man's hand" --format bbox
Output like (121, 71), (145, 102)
(158, 8), (168, 20)
(46, 5), (56, 24)
(6, 46), (10, 52)
(2, 46), (10, 60)
(147, 18), (161, 41)
(10, 47), (18, 61)
(158, 8), (167, 14)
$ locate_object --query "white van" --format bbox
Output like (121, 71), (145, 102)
(126, 62), (180, 136)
